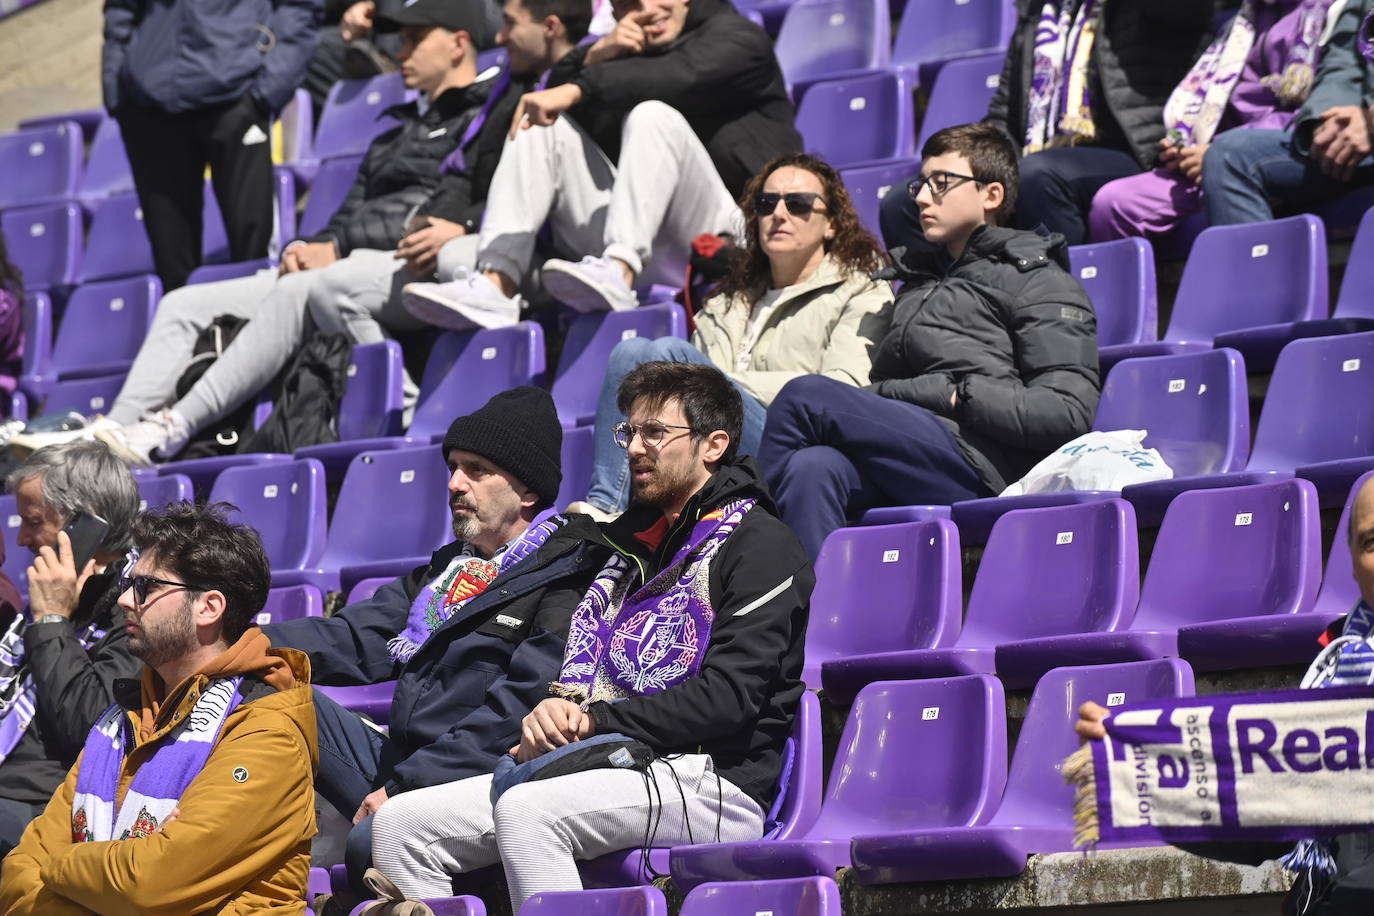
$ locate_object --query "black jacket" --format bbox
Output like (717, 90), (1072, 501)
(0, 569), (142, 806)
(986, 0), (1216, 169)
(561, 0), (802, 197)
(302, 77), (495, 257)
(874, 226), (1100, 493)
(264, 516), (606, 794)
(588, 460), (813, 810)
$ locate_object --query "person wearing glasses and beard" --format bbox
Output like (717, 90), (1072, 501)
(567, 153), (892, 521)
(758, 123), (1102, 559)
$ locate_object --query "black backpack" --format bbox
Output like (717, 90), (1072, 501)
(238, 332), (353, 454)
(176, 315), (258, 460)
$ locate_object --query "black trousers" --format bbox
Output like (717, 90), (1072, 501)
(118, 95), (274, 291)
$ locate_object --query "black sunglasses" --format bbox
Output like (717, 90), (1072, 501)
(119, 573), (210, 606)
(753, 191), (826, 217)
(907, 170), (983, 199)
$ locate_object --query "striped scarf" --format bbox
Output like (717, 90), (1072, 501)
(1024, 0), (1101, 154)
(0, 611), (108, 763)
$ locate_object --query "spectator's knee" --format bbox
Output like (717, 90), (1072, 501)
(623, 100), (687, 136)
(607, 335), (658, 373)
(774, 373), (838, 408)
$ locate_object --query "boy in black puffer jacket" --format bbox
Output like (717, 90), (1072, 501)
(759, 122), (1100, 559)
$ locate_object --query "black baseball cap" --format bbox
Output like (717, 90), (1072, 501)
(373, 0), (489, 42)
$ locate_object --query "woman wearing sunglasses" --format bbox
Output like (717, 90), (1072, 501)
(568, 152), (891, 520)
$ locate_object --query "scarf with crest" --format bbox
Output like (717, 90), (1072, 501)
(1024, 0), (1101, 154)
(0, 611), (107, 763)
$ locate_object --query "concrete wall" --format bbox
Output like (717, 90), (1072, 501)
(0, 0), (103, 132)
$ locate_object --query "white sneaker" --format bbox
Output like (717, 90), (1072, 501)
(95, 410), (189, 466)
(541, 256), (638, 313)
(401, 271), (522, 331)
(564, 500), (621, 523)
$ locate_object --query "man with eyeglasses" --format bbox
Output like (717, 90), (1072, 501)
(370, 360), (813, 912)
(1, 501), (319, 915)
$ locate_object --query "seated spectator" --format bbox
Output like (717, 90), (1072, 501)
(0, 442), (140, 856)
(370, 362), (812, 912)
(1201, 0), (1374, 225)
(0, 502), (317, 915)
(1091, 0), (1339, 241)
(880, 0), (1216, 251)
(567, 152), (890, 519)
(397, 0), (802, 327)
(759, 124), (1100, 559)
(262, 387), (606, 900)
(0, 231), (22, 406)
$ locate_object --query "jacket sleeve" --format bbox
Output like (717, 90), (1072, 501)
(954, 288), (1100, 452)
(263, 572), (423, 685)
(24, 619), (144, 762)
(415, 171), (482, 232)
(588, 517), (813, 749)
(0, 764), (95, 916)
(101, 0), (140, 113)
(1293, 0), (1371, 151)
(39, 712), (316, 916)
(869, 372), (959, 415)
(383, 582), (583, 793)
(252, 0), (324, 114)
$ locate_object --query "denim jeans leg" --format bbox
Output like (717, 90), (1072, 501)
(313, 687), (400, 820)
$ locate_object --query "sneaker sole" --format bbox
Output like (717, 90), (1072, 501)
(541, 263), (637, 313)
(401, 287), (519, 331)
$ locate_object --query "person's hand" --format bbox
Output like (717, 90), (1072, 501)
(1178, 143), (1209, 184)
(395, 217), (465, 275)
(1157, 136), (1182, 170)
(353, 786), (389, 824)
(509, 84), (584, 138)
(280, 241), (339, 274)
(509, 698), (592, 762)
(27, 531), (95, 621)
(1075, 701), (1110, 742)
(585, 9), (655, 64)
(154, 807), (180, 833)
(1311, 105), (1373, 182)
(340, 0), (376, 41)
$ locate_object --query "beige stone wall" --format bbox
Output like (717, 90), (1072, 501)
(0, 0), (104, 132)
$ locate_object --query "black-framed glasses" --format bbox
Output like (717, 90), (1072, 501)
(613, 420), (696, 449)
(907, 171), (982, 199)
(753, 191), (826, 217)
(118, 574), (209, 606)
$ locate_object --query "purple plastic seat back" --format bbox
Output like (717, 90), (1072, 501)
(804, 520), (961, 685)
(840, 158), (918, 238)
(51, 276), (161, 379)
(0, 495), (30, 603)
(807, 676), (1006, 838)
(1134, 479), (1321, 630)
(79, 193), (155, 283)
(314, 73), (407, 161)
(1094, 348), (1249, 477)
(1333, 208), (1374, 320)
(137, 473), (193, 511)
(347, 577), (392, 604)
(892, 0), (1009, 71)
(1166, 215), (1327, 344)
(20, 291), (54, 397)
(299, 155), (364, 238)
(915, 52), (1004, 150)
(348, 896), (486, 916)
(775, 0), (890, 85)
(681, 877), (841, 916)
(256, 585), (325, 626)
(520, 887), (668, 915)
(41, 373), (125, 419)
(1068, 237), (1157, 348)
(959, 500), (1139, 646)
(1311, 471), (1373, 618)
(796, 72), (914, 167)
(340, 341), (404, 441)
(323, 446), (451, 570)
(1248, 332), (1374, 472)
(553, 306), (686, 427)
(75, 117), (134, 210)
(2, 203), (81, 291)
(557, 424), (594, 509)
(409, 323), (546, 440)
(0, 122), (82, 209)
(209, 458), (328, 572)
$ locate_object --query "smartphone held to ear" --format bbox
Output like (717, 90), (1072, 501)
(62, 512), (110, 571)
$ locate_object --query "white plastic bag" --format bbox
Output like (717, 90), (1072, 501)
(1000, 429), (1173, 496)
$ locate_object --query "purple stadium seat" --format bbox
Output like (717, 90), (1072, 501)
(2, 202), (81, 292)
(308, 866), (330, 900)
(292, 73), (406, 185)
(316, 681), (397, 726)
(348, 896), (485, 916)
(0, 495), (30, 603)
(1100, 215), (1327, 370)
(848, 659), (1195, 883)
(18, 110), (106, 139)
(841, 158), (918, 238)
(0, 122), (83, 209)
(157, 454), (295, 503)
(521, 887), (667, 915)
(297, 155), (364, 238)
(208, 458), (328, 576)
(775, 0), (890, 88)
(891, 0), (1009, 86)
(339, 341), (404, 441)
(681, 877), (841, 915)
(668, 676), (1006, 885)
(915, 52), (1003, 150)
(1069, 237), (1157, 353)
(556, 424), (594, 509)
(347, 577), (392, 604)
(49, 275), (161, 382)
(40, 374), (125, 419)
(136, 472), (192, 511)
(802, 520), (961, 688)
(553, 306), (686, 427)
(19, 291), (53, 400)
(857, 505), (949, 524)
(78, 192), (154, 283)
(277, 89), (314, 172)
(1307, 470), (1374, 620)
(254, 584), (325, 627)
(997, 479), (1322, 675)
(74, 117), (134, 214)
(795, 72), (915, 168)
(824, 499), (1139, 700)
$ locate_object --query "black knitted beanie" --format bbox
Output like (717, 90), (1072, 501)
(441, 387), (563, 507)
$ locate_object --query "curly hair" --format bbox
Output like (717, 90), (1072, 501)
(713, 152), (886, 304)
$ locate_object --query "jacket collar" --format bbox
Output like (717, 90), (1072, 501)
(386, 75), (497, 124)
(707, 255), (853, 317)
(881, 224), (1070, 282)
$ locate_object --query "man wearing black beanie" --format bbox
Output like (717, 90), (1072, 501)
(263, 386), (609, 903)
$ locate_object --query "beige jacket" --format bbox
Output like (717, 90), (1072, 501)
(692, 256), (893, 405)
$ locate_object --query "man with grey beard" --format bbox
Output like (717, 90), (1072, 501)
(262, 386), (608, 898)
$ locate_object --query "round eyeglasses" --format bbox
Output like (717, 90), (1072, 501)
(612, 420), (696, 449)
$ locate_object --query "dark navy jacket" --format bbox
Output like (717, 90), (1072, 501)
(264, 516), (607, 794)
(102, 0), (322, 115)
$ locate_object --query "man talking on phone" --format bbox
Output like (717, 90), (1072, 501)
(0, 441), (141, 855)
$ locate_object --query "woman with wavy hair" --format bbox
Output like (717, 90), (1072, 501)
(568, 152), (892, 519)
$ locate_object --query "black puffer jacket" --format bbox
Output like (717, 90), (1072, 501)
(301, 78), (494, 256)
(562, 0), (802, 197)
(873, 226), (1100, 492)
(987, 0), (1216, 169)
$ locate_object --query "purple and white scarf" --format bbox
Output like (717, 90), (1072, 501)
(387, 514), (565, 663)
(1024, 0), (1101, 154)
(1163, 4), (1260, 147)
(552, 498), (755, 703)
(0, 612), (107, 764)
(1258, 0), (1340, 108)
(71, 676), (244, 843)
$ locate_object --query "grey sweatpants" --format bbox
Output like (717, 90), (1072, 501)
(370, 755), (763, 911)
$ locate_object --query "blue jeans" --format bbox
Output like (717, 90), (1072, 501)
(758, 376), (989, 559)
(1201, 127), (1374, 225)
(585, 336), (767, 513)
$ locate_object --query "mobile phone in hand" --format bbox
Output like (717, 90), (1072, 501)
(62, 512), (110, 572)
